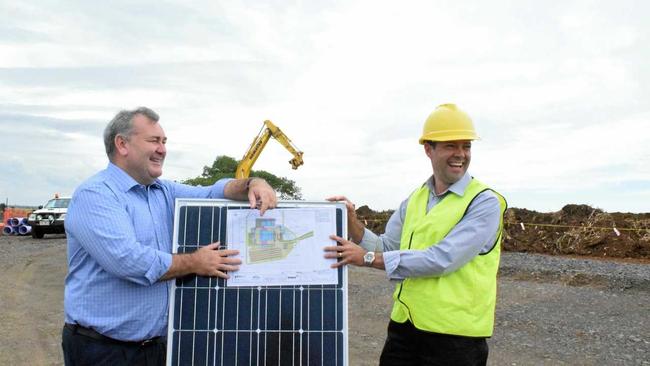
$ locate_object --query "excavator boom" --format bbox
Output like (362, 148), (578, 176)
(235, 120), (304, 179)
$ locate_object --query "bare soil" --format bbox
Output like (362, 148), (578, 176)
(1, 233), (648, 365)
(503, 205), (650, 260)
(358, 204), (650, 261)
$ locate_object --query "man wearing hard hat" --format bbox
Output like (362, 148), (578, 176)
(326, 104), (507, 365)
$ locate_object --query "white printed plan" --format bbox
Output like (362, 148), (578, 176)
(226, 207), (338, 286)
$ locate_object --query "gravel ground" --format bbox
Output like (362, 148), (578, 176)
(0, 234), (648, 365)
(492, 253), (649, 366)
(499, 252), (650, 291)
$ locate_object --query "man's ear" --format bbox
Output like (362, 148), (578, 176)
(424, 142), (434, 159)
(115, 135), (129, 157)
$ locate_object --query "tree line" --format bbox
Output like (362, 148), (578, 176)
(182, 155), (302, 200)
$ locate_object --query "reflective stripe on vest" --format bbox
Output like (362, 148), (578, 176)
(390, 178), (507, 337)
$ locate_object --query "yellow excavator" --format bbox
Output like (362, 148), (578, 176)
(235, 120), (304, 179)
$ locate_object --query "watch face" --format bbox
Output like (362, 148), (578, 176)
(364, 251), (375, 264)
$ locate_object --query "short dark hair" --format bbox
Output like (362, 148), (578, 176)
(425, 140), (437, 148)
(103, 107), (159, 160)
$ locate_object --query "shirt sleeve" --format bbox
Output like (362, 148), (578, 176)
(167, 178), (232, 199)
(66, 186), (172, 286)
(384, 191), (502, 280)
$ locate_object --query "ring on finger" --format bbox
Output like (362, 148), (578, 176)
(338, 252), (343, 258)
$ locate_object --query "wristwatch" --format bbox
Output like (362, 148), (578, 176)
(363, 251), (375, 267)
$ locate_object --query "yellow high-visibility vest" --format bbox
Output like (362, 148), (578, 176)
(390, 178), (507, 337)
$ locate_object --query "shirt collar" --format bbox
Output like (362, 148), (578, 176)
(106, 162), (162, 192)
(426, 171), (472, 197)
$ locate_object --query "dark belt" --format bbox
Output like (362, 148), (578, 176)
(64, 323), (164, 347)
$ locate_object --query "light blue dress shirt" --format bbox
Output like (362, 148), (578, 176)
(359, 172), (501, 281)
(64, 163), (231, 341)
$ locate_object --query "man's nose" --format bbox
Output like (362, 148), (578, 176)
(157, 142), (167, 155)
(452, 145), (465, 157)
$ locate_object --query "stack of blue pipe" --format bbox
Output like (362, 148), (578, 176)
(2, 217), (32, 236)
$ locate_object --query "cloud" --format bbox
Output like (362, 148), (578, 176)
(0, 112), (106, 203)
(0, 1), (649, 212)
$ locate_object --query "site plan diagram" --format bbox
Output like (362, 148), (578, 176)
(226, 206), (338, 286)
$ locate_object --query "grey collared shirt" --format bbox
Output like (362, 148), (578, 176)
(359, 172), (501, 281)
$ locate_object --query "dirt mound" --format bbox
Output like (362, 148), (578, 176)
(356, 205), (393, 234)
(356, 204), (650, 260)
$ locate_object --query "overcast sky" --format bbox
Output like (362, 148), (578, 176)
(1, 0), (649, 213)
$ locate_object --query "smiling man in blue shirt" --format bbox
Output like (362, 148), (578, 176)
(62, 107), (277, 366)
(326, 104), (507, 366)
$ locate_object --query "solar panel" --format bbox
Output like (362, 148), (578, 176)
(167, 200), (348, 366)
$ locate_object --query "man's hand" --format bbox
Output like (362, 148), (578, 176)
(326, 195), (365, 243)
(162, 242), (241, 280)
(189, 243), (241, 278)
(248, 178), (277, 215)
(326, 195), (357, 219)
(224, 178), (278, 215)
(324, 235), (366, 268)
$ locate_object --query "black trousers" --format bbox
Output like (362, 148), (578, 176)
(379, 320), (489, 366)
(62, 324), (166, 366)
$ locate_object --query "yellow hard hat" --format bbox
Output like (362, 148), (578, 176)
(418, 103), (479, 144)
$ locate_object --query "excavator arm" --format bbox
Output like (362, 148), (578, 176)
(235, 120), (304, 179)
